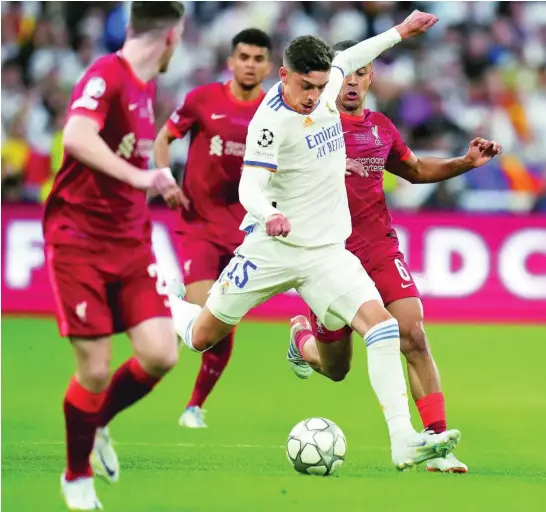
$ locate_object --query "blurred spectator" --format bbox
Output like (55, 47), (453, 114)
(1, 60), (26, 126)
(1, 111), (29, 201)
(1, 0), (545, 213)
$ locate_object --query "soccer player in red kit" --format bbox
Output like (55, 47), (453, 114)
(154, 29), (272, 428)
(287, 40), (502, 473)
(42, 3), (186, 509)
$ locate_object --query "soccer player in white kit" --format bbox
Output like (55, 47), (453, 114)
(169, 11), (461, 470)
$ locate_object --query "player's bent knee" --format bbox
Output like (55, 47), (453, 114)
(324, 363), (350, 382)
(141, 348), (179, 375)
(70, 336), (111, 391)
(351, 300), (393, 337)
(191, 307), (235, 352)
(79, 365), (110, 392)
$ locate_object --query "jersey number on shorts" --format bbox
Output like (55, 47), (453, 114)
(394, 258), (411, 282)
(147, 263), (170, 307)
(224, 258), (257, 289)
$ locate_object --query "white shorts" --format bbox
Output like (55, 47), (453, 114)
(206, 231), (382, 328)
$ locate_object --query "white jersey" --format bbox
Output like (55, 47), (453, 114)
(241, 76), (350, 248)
(239, 28), (402, 248)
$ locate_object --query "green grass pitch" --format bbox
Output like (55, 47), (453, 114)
(2, 317), (546, 511)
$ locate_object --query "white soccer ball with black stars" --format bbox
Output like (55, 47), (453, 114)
(286, 418), (347, 476)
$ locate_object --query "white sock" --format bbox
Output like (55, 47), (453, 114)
(169, 293), (203, 352)
(364, 319), (414, 442)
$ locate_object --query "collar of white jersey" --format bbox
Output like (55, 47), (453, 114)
(270, 82), (321, 115)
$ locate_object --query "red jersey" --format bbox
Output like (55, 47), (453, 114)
(43, 52), (156, 247)
(341, 110), (411, 264)
(166, 82), (265, 249)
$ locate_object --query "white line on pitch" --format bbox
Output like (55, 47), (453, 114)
(7, 441), (388, 451)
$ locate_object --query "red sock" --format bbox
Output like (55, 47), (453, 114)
(295, 325), (313, 355)
(416, 392), (447, 433)
(187, 331), (234, 408)
(99, 357), (160, 427)
(64, 378), (106, 481)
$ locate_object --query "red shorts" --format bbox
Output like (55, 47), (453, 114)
(45, 242), (171, 338)
(310, 251), (420, 342)
(178, 235), (237, 286)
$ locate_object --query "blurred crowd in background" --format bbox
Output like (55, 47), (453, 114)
(2, 1), (546, 211)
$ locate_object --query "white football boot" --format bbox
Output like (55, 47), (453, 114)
(392, 429), (461, 471)
(427, 452), (469, 473)
(61, 473), (103, 510)
(287, 315), (313, 379)
(90, 427), (120, 484)
(179, 406), (208, 428)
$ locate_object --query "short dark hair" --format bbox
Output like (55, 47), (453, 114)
(130, 1), (185, 35)
(283, 35), (334, 74)
(332, 40), (358, 53)
(232, 28), (272, 53)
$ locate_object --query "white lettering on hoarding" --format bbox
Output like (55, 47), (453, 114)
(421, 228), (490, 297)
(5, 221), (181, 290)
(2, 219), (545, 303)
(499, 228), (546, 300)
(6, 221), (44, 289)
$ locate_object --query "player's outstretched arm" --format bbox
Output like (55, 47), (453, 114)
(389, 138), (503, 184)
(338, 11), (439, 75)
(324, 11), (438, 103)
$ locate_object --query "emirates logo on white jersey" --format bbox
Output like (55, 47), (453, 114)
(209, 135), (224, 157)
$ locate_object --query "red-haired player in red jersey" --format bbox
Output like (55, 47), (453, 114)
(287, 40), (502, 474)
(154, 28), (272, 429)
(42, 3), (186, 509)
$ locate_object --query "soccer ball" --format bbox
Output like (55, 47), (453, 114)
(286, 417), (347, 476)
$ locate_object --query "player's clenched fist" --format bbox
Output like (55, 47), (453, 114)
(266, 213), (291, 237)
(466, 137), (502, 168)
(396, 10), (439, 40)
(135, 167), (186, 209)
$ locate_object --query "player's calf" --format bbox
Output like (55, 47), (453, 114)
(293, 312), (353, 382)
(64, 338), (111, 485)
(190, 308), (233, 352)
(399, 322), (433, 369)
(315, 339), (352, 382)
(169, 281), (233, 353)
(96, 319), (178, 434)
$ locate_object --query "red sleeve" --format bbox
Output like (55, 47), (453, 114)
(67, 64), (118, 131)
(166, 89), (200, 139)
(382, 115), (411, 168)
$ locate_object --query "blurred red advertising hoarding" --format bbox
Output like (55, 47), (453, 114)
(2, 205), (545, 324)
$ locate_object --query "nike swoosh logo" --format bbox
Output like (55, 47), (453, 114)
(343, 131), (351, 135)
(211, 114), (227, 120)
(401, 283), (414, 289)
(129, 104), (138, 111)
(98, 450), (116, 478)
